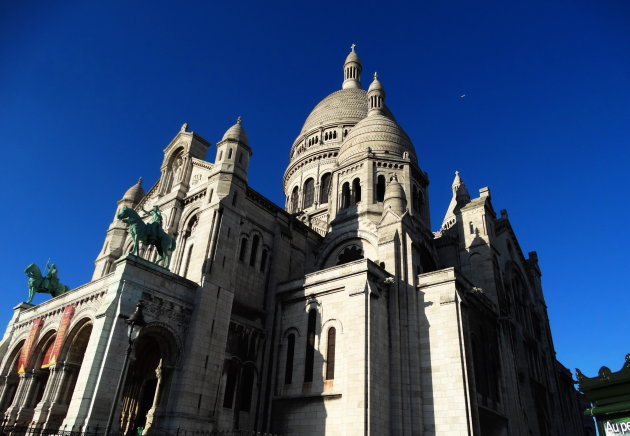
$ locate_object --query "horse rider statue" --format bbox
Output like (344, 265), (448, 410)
(142, 205), (163, 243)
(24, 261), (70, 304)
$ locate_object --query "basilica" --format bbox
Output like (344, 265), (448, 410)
(0, 47), (593, 435)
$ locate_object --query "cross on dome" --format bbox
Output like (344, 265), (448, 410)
(351, 43), (356, 51)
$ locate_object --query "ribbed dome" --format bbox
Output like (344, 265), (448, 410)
(221, 117), (248, 145)
(121, 178), (145, 204)
(337, 114), (417, 165)
(299, 89), (394, 136)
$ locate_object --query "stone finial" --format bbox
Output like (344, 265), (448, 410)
(180, 122), (188, 132)
(374, 72), (378, 80)
(351, 43), (356, 51)
(138, 177), (143, 185)
(237, 116), (242, 124)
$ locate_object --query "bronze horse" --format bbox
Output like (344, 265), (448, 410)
(117, 206), (176, 269)
(24, 263), (69, 304)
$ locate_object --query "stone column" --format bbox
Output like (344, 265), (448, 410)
(31, 365), (63, 421)
(4, 372), (32, 423)
(0, 374), (19, 415)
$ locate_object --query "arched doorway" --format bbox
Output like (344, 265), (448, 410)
(118, 327), (177, 435)
(0, 341), (24, 414)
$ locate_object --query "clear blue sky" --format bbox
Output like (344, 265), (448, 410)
(1, 1), (628, 379)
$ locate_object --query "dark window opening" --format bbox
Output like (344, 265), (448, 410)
(303, 178), (315, 208)
(326, 327), (336, 380)
(290, 187), (299, 212)
(352, 178), (361, 203)
(341, 182), (350, 209)
(239, 238), (247, 262)
(337, 245), (364, 265)
(285, 334), (295, 384)
(304, 309), (317, 383)
(249, 235), (259, 267)
(320, 173), (332, 204)
(412, 186), (419, 212)
(238, 366), (255, 412)
(376, 175), (386, 202)
(223, 363), (237, 408)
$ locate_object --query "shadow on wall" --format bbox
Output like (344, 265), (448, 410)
(271, 303), (329, 435)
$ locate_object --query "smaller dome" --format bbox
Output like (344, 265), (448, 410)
(121, 177), (145, 204)
(337, 114), (417, 165)
(345, 46), (361, 64)
(221, 116), (249, 145)
(383, 176), (407, 214)
(368, 72), (384, 92)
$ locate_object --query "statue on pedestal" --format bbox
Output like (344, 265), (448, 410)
(24, 261), (70, 304)
(117, 205), (176, 269)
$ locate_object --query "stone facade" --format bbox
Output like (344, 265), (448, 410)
(0, 47), (593, 435)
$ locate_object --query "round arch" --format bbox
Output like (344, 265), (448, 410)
(118, 323), (180, 434)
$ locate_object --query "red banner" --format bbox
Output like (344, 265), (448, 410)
(40, 341), (55, 368)
(18, 318), (43, 374)
(43, 305), (75, 368)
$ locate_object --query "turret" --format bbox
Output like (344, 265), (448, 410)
(442, 171), (470, 230)
(214, 117), (252, 182)
(383, 175), (407, 215)
(367, 72), (385, 116)
(93, 178), (145, 279)
(342, 44), (362, 90)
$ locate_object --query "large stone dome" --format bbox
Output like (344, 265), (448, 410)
(298, 88), (394, 137)
(337, 114), (417, 165)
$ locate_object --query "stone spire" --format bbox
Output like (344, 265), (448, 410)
(441, 171), (471, 229)
(367, 72), (385, 116)
(342, 44), (362, 90)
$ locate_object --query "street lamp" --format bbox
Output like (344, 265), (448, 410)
(105, 301), (147, 436)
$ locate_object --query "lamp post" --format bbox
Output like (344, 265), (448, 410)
(105, 301), (147, 436)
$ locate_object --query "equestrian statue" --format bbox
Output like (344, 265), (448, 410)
(117, 204), (176, 270)
(24, 262), (70, 304)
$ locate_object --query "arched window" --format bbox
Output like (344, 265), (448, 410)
(320, 173), (332, 204)
(376, 175), (386, 202)
(326, 327), (336, 380)
(249, 235), (259, 267)
(291, 187), (299, 212)
(304, 309), (317, 383)
(352, 178), (361, 203)
(218, 150), (223, 161)
(341, 182), (351, 209)
(228, 148), (233, 160)
(239, 238), (248, 262)
(260, 249), (268, 272)
(284, 334), (295, 384)
(303, 178), (315, 208)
